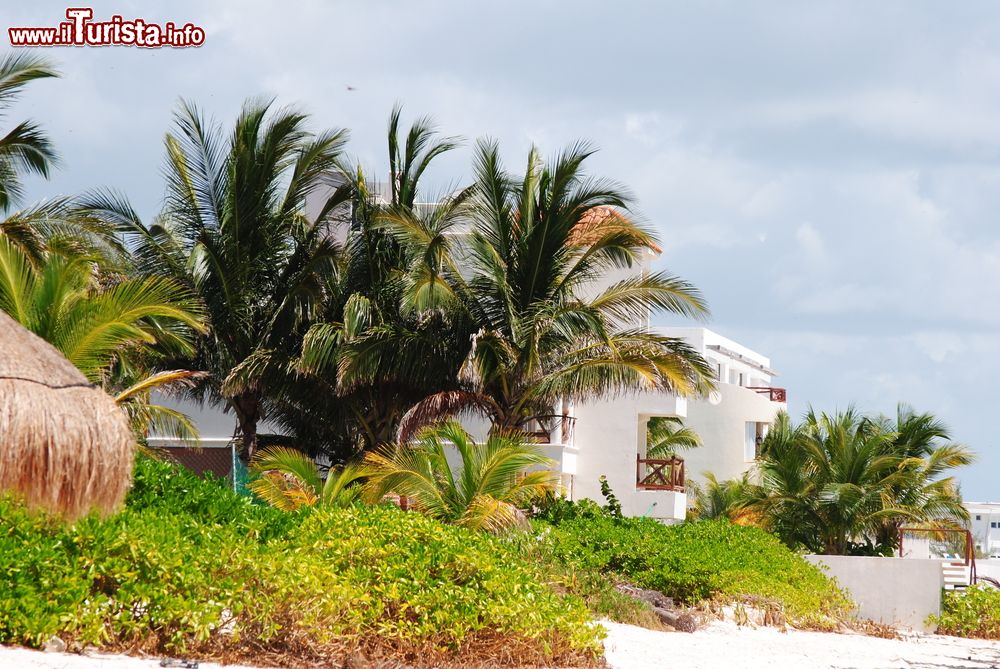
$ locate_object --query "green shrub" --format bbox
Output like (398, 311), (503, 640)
(536, 515), (854, 628)
(935, 585), (1000, 638)
(0, 457), (601, 665)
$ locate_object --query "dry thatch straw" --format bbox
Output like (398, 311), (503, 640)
(0, 310), (135, 519)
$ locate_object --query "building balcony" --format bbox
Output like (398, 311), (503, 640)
(636, 455), (685, 492)
(747, 386), (787, 402)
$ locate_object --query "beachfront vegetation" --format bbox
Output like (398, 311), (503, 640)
(362, 421), (558, 532)
(248, 447), (364, 511)
(700, 407), (972, 555)
(530, 496), (854, 629)
(935, 584), (1000, 639)
(0, 456), (601, 666)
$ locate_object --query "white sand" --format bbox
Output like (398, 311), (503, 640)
(3, 625), (1000, 669)
(0, 647), (261, 669)
(603, 620), (1000, 669)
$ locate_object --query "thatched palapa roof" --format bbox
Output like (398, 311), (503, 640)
(0, 310), (135, 519)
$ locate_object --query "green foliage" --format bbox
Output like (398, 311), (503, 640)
(598, 475), (623, 520)
(362, 421), (558, 532)
(248, 447), (363, 511)
(392, 139), (715, 440)
(743, 407), (973, 555)
(537, 514), (854, 628)
(0, 456), (600, 663)
(935, 585), (1000, 638)
(646, 416), (701, 459)
(0, 52), (58, 214)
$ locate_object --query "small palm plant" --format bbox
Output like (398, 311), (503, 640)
(249, 447), (364, 511)
(690, 472), (757, 524)
(646, 416), (702, 459)
(362, 421), (558, 532)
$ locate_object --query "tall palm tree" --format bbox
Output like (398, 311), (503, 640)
(293, 105), (470, 456)
(646, 416), (702, 459)
(0, 55), (125, 267)
(385, 139), (714, 440)
(362, 420), (558, 532)
(0, 234), (205, 440)
(81, 98), (350, 459)
(0, 53), (57, 213)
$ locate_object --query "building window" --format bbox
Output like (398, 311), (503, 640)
(744, 422), (767, 461)
(977, 515), (982, 521)
(992, 522), (998, 529)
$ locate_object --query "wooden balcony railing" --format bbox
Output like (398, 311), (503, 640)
(527, 414), (577, 444)
(636, 455), (685, 492)
(747, 386), (787, 402)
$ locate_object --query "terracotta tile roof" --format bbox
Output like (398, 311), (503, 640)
(570, 206), (662, 254)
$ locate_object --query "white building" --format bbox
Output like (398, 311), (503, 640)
(967, 502), (1000, 556)
(510, 326), (785, 524)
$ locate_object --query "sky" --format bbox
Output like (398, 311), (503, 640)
(7, 1), (1000, 499)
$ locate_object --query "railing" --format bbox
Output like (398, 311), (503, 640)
(899, 527), (977, 588)
(747, 386), (787, 402)
(636, 455), (685, 492)
(527, 414), (577, 445)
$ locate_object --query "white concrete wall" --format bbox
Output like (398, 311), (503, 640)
(681, 383), (784, 487)
(571, 391), (687, 521)
(147, 394), (285, 444)
(804, 555), (943, 631)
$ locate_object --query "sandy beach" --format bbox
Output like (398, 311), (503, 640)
(603, 621), (1000, 669)
(3, 623), (1000, 669)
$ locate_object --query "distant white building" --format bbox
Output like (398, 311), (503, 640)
(529, 326), (785, 524)
(967, 502), (1000, 556)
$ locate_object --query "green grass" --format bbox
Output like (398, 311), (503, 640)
(533, 512), (854, 629)
(0, 456), (601, 666)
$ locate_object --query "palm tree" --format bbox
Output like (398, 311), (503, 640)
(646, 416), (701, 459)
(81, 98), (350, 459)
(386, 139), (714, 440)
(293, 105), (470, 456)
(871, 405), (973, 550)
(248, 447), (363, 511)
(361, 420), (558, 532)
(0, 55), (125, 266)
(0, 234), (206, 440)
(690, 471), (756, 524)
(745, 408), (971, 555)
(0, 53), (57, 213)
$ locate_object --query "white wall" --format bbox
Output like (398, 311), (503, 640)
(681, 383), (784, 487)
(571, 391), (688, 521)
(804, 555), (943, 632)
(147, 394), (285, 444)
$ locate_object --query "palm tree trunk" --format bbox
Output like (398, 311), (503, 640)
(232, 394), (260, 462)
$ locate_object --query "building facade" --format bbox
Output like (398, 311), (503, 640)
(967, 502), (1000, 556)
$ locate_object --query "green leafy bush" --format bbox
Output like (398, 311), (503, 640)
(0, 457), (601, 665)
(536, 514), (854, 628)
(935, 585), (1000, 638)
